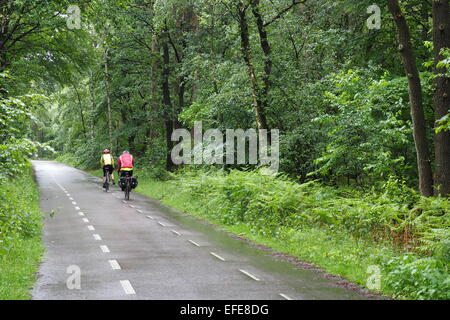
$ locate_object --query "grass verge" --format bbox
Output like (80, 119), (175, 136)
(0, 165), (44, 300)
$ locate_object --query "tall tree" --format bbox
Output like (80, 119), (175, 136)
(237, 0), (269, 131)
(161, 24), (175, 171)
(103, 48), (114, 152)
(387, 0), (434, 197)
(432, 0), (450, 197)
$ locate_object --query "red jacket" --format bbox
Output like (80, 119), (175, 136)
(118, 153), (134, 171)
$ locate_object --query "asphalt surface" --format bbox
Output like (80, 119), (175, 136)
(31, 161), (375, 300)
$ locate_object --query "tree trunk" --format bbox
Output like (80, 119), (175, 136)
(0, 2), (9, 73)
(149, 36), (160, 142)
(251, 0), (272, 116)
(73, 84), (87, 141)
(89, 72), (96, 139)
(161, 29), (175, 171)
(387, 0), (434, 197)
(238, 1), (269, 131)
(432, 0), (450, 197)
(104, 48), (114, 153)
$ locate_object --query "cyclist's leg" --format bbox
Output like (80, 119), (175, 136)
(107, 165), (114, 184)
(111, 167), (115, 184)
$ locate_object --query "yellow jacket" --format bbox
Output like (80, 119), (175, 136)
(100, 154), (115, 167)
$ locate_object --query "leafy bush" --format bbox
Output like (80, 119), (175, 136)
(384, 255), (449, 300)
(311, 70), (421, 184)
(0, 165), (42, 256)
(0, 78), (44, 255)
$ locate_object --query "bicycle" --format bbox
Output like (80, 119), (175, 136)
(122, 171), (132, 200)
(104, 170), (111, 192)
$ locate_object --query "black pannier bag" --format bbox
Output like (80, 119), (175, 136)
(131, 177), (138, 189)
(119, 177), (126, 190)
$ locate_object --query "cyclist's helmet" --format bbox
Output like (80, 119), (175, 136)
(103, 149), (110, 154)
(123, 150), (130, 154)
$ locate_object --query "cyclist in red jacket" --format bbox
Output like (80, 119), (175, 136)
(117, 150), (134, 190)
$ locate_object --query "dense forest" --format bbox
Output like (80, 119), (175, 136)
(0, 0), (449, 299)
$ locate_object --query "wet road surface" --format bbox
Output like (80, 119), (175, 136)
(31, 161), (375, 300)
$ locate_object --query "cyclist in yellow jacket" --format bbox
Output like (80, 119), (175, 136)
(100, 149), (115, 187)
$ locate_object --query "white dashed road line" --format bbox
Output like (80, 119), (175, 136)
(120, 280), (136, 295)
(158, 222), (167, 227)
(108, 260), (121, 270)
(239, 269), (261, 281)
(171, 230), (181, 236)
(78, 212), (85, 216)
(279, 293), (293, 300)
(146, 215), (154, 220)
(93, 234), (102, 241)
(100, 245), (110, 253)
(75, 206), (80, 211)
(88, 225), (95, 231)
(82, 218), (89, 223)
(136, 209), (143, 214)
(188, 240), (200, 247)
(210, 252), (226, 261)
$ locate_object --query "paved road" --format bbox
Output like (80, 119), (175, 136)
(31, 161), (374, 300)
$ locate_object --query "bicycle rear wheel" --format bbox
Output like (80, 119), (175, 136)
(105, 173), (110, 192)
(124, 177), (130, 200)
(125, 183), (130, 200)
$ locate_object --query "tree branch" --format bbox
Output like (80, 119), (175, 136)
(264, 0), (305, 28)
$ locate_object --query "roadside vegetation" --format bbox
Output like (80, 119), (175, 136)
(0, 74), (46, 300)
(0, 166), (44, 300)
